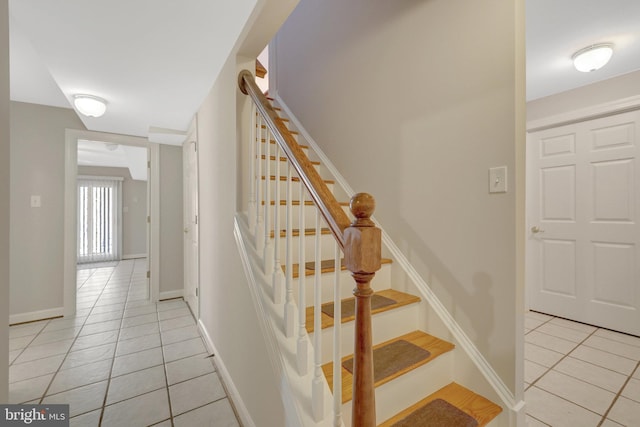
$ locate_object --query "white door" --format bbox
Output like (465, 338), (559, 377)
(183, 132), (199, 319)
(528, 110), (640, 336)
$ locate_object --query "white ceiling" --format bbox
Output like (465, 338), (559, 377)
(526, 0), (640, 100)
(78, 140), (148, 181)
(9, 0), (257, 141)
(8, 0), (640, 139)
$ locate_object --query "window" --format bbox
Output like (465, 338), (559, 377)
(77, 177), (123, 263)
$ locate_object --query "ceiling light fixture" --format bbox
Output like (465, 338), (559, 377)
(73, 94), (107, 117)
(572, 44), (613, 73)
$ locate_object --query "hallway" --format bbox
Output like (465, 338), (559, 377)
(8, 259), (241, 426)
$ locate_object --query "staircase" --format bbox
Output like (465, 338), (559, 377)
(237, 70), (506, 426)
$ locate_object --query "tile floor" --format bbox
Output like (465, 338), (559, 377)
(8, 259), (241, 427)
(525, 311), (640, 426)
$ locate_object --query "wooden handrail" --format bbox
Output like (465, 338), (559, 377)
(239, 69), (351, 249)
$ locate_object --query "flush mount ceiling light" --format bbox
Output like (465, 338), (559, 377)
(572, 44), (614, 73)
(73, 94), (107, 117)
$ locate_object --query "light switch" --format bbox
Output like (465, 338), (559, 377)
(31, 195), (42, 208)
(489, 167), (507, 193)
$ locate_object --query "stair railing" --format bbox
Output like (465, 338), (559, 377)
(239, 69), (381, 427)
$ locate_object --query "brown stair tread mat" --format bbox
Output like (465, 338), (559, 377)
(321, 294), (396, 318)
(390, 398), (478, 427)
(342, 339), (431, 383)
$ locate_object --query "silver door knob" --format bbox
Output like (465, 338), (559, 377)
(531, 226), (545, 234)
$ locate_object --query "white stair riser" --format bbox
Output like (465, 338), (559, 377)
(259, 140), (305, 156)
(340, 352), (454, 427)
(272, 232), (342, 262)
(310, 303), (419, 363)
(291, 263), (392, 306)
(255, 157), (319, 175)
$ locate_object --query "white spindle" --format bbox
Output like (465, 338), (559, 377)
(263, 129), (274, 275)
(272, 144), (285, 303)
(255, 114), (264, 251)
(248, 103), (257, 233)
(332, 240), (342, 426)
(312, 208), (324, 421)
(284, 162), (296, 337)
(297, 187), (308, 375)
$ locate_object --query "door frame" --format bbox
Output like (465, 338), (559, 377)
(64, 129), (160, 316)
(525, 94), (640, 312)
(182, 118), (200, 318)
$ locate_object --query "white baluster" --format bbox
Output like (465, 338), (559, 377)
(333, 240), (342, 427)
(297, 187), (308, 375)
(263, 129), (274, 275)
(248, 103), (257, 233)
(272, 144), (285, 303)
(255, 114), (264, 251)
(284, 162), (296, 337)
(312, 209), (324, 421)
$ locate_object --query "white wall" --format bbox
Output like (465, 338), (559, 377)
(159, 145), (184, 297)
(0, 0), (10, 402)
(77, 166), (148, 257)
(527, 69), (640, 123)
(10, 102), (86, 317)
(196, 53), (286, 426)
(275, 0), (525, 394)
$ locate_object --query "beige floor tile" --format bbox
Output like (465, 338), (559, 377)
(524, 360), (548, 384)
(106, 365), (166, 405)
(10, 354), (65, 384)
(71, 330), (119, 352)
(9, 374), (54, 404)
(169, 373), (226, 416)
(525, 415), (549, 426)
(526, 331), (578, 354)
(101, 389), (170, 427)
(69, 409), (101, 427)
(115, 333), (161, 356)
(159, 315), (195, 332)
(525, 311), (553, 322)
(173, 398), (239, 427)
(535, 370), (616, 415)
(162, 337), (206, 363)
(30, 327), (82, 346)
(607, 396), (640, 427)
(571, 345), (637, 375)
(111, 347), (164, 377)
(48, 358), (112, 395)
(79, 320), (121, 336)
(120, 312), (157, 329)
(621, 377), (640, 403)
(62, 343), (116, 370)
(593, 329), (640, 348)
(43, 381), (108, 418)
(525, 386), (601, 427)
(166, 354), (216, 385)
(536, 323), (590, 343)
(160, 324), (200, 346)
(525, 343), (564, 367)
(583, 335), (640, 361)
(118, 322), (159, 341)
(554, 356), (628, 393)
(13, 339), (75, 364)
(548, 317), (597, 334)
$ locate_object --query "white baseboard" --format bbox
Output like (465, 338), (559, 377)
(10, 307), (64, 325)
(122, 253), (147, 260)
(198, 319), (256, 427)
(159, 290), (183, 300)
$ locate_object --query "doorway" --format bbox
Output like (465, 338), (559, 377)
(183, 123), (200, 319)
(64, 129), (160, 317)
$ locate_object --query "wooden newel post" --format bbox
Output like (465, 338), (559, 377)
(344, 193), (381, 427)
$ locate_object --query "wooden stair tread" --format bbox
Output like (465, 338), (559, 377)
(379, 382), (502, 427)
(261, 175), (335, 184)
(322, 331), (455, 404)
(261, 200), (349, 206)
(269, 227), (331, 238)
(260, 154), (320, 165)
(286, 257), (392, 278)
(305, 289), (420, 333)
(260, 138), (308, 149)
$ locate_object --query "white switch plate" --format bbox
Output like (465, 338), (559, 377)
(489, 167), (507, 193)
(31, 195), (42, 208)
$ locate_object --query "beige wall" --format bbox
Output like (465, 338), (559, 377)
(527, 70), (640, 123)
(275, 0), (524, 393)
(196, 54), (285, 426)
(77, 166), (148, 257)
(10, 102), (86, 316)
(0, 0), (10, 402)
(159, 145), (184, 296)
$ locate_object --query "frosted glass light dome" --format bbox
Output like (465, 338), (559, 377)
(572, 44), (613, 73)
(74, 95), (107, 117)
